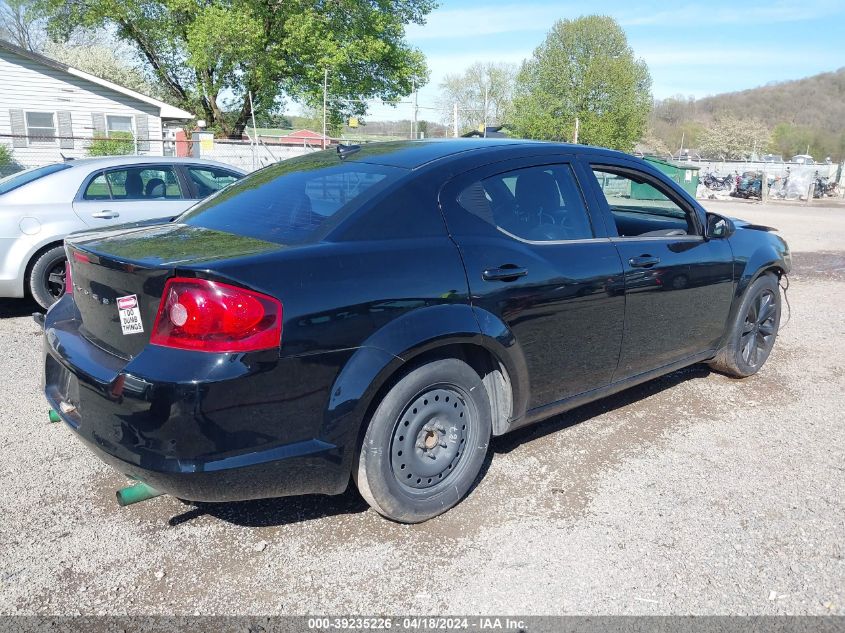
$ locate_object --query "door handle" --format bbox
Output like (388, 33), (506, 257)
(92, 210), (119, 219)
(629, 255), (660, 268)
(482, 265), (528, 282)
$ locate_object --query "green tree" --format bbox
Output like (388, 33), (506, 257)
(509, 15), (651, 150)
(699, 116), (771, 160)
(36, 0), (434, 138)
(438, 61), (517, 133)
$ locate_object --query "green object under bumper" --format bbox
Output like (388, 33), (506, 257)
(116, 482), (163, 506)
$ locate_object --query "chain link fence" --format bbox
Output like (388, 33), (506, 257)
(0, 132), (319, 177)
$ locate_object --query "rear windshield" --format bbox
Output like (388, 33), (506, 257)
(0, 163), (72, 195)
(178, 152), (404, 244)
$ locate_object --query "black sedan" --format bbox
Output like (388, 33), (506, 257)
(41, 140), (791, 523)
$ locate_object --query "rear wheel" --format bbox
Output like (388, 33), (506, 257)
(354, 358), (492, 523)
(29, 245), (67, 309)
(709, 273), (781, 377)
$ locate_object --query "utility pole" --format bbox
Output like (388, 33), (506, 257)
(483, 84), (489, 138)
(573, 117), (579, 144)
(248, 90), (259, 170)
(412, 78), (418, 140)
(322, 68), (328, 150)
(453, 102), (458, 138)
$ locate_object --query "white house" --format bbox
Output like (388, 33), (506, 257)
(0, 39), (193, 168)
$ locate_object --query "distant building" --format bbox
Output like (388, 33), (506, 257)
(247, 129), (333, 147)
(0, 39), (193, 167)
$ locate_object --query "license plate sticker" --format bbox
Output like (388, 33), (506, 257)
(117, 294), (144, 335)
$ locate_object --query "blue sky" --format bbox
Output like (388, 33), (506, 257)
(362, 0), (845, 121)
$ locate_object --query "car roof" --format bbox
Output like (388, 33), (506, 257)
(344, 138), (610, 170)
(61, 155), (246, 173)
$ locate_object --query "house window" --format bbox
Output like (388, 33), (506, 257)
(25, 112), (56, 145)
(106, 115), (134, 137)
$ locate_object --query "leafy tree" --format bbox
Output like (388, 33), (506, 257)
(698, 116), (771, 160)
(252, 112), (293, 130)
(44, 40), (165, 98)
(36, 0), (434, 138)
(509, 15), (651, 150)
(0, 0), (44, 51)
(87, 131), (134, 156)
(438, 61), (517, 132)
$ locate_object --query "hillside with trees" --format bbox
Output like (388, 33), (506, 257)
(648, 68), (845, 160)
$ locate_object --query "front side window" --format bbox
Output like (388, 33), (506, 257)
(107, 115), (134, 137)
(85, 166), (182, 200)
(590, 167), (697, 237)
(457, 164), (593, 242)
(186, 166), (240, 198)
(26, 112), (56, 145)
(180, 153), (402, 245)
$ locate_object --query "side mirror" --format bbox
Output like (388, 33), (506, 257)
(706, 213), (735, 239)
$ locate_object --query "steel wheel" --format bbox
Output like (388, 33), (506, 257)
(740, 288), (777, 367)
(355, 358), (492, 523)
(390, 386), (469, 491)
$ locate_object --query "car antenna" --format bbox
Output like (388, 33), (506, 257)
(60, 153), (75, 162)
(337, 144), (361, 160)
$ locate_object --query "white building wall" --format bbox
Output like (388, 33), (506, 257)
(0, 47), (165, 168)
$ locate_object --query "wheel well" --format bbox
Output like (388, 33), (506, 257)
(359, 343), (514, 448)
(23, 240), (64, 296)
(762, 266), (784, 281)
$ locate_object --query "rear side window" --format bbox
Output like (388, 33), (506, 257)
(180, 153), (403, 245)
(0, 163), (71, 195)
(186, 166), (240, 198)
(84, 166), (182, 201)
(457, 164), (593, 242)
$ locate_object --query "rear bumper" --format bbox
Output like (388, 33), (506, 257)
(42, 297), (351, 502)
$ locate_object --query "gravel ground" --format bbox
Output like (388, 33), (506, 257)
(0, 201), (843, 616)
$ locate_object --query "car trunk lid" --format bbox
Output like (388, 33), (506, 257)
(65, 222), (284, 360)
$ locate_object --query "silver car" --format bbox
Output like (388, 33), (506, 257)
(0, 156), (245, 308)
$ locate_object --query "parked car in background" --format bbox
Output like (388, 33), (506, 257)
(761, 154), (783, 163)
(790, 154), (815, 165)
(42, 140), (791, 523)
(0, 156), (244, 308)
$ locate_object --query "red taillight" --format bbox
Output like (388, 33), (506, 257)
(150, 278), (282, 353)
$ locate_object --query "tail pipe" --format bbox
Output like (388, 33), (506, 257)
(116, 481), (163, 506)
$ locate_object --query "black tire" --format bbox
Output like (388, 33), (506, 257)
(354, 358), (492, 523)
(709, 273), (781, 378)
(29, 245), (67, 309)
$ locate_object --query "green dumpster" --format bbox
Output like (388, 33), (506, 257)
(632, 157), (700, 199)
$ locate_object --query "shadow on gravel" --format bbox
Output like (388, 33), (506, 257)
(171, 364), (713, 528)
(169, 485), (370, 528)
(493, 363), (713, 455)
(0, 297), (42, 318)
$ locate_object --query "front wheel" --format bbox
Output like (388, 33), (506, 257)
(29, 245), (67, 309)
(709, 273), (781, 377)
(354, 358), (492, 523)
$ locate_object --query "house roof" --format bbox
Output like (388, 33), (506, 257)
(0, 38), (194, 120)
